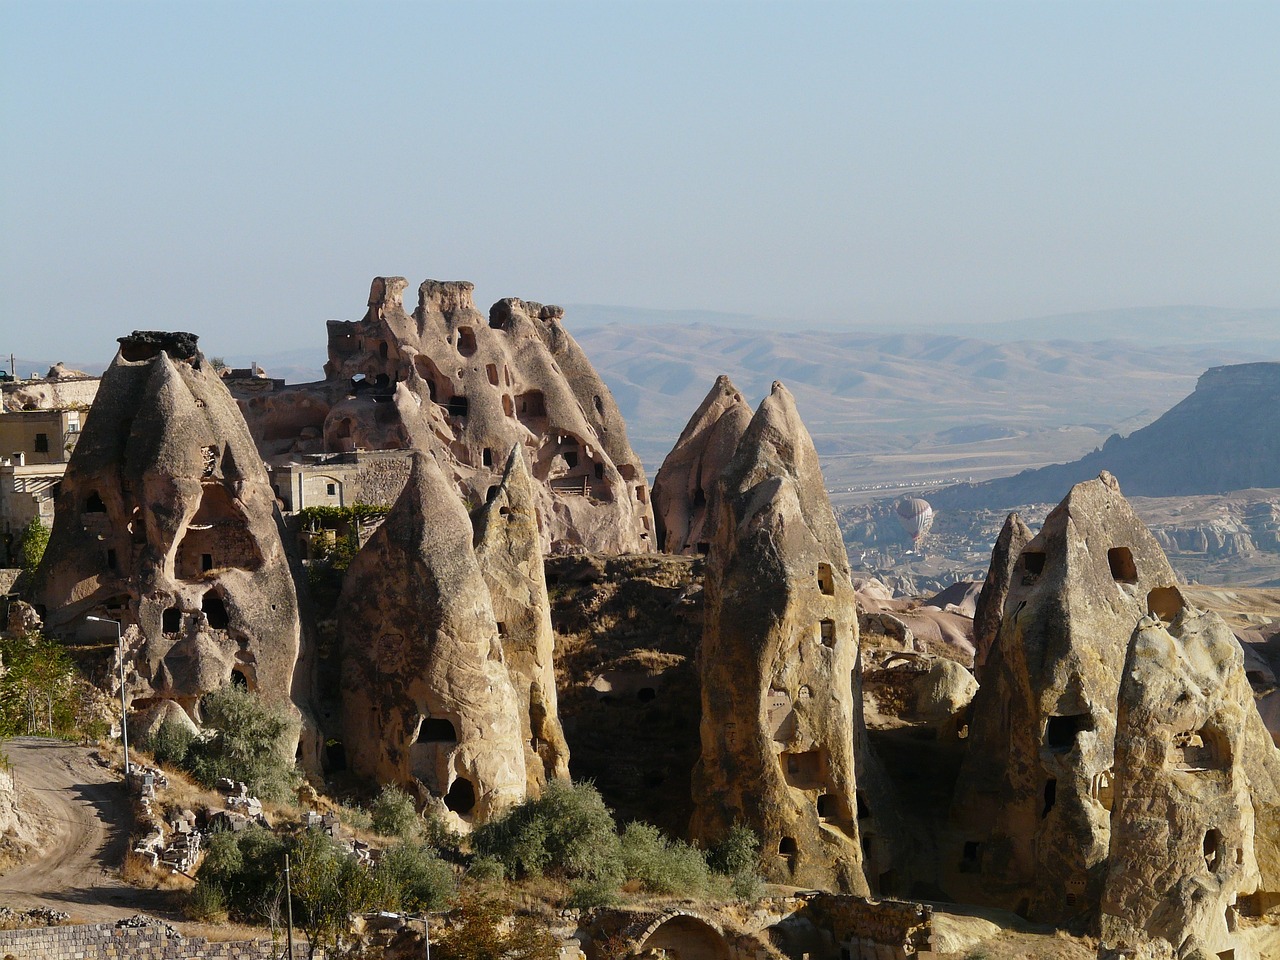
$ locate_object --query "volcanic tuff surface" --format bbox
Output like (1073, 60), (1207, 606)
(235, 277), (655, 554)
(689, 381), (873, 893)
(32, 331), (302, 727)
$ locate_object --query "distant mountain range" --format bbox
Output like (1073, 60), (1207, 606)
(930, 362), (1280, 511)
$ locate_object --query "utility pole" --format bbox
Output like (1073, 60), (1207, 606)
(284, 853), (295, 960)
(86, 616), (128, 775)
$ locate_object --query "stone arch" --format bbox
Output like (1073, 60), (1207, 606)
(634, 912), (731, 960)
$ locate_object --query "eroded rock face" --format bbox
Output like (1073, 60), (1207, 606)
(650, 375), (752, 555)
(33, 332), (302, 725)
(473, 446), (570, 792)
(1101, 604), (1280, 960)
(951, 472), (1180, 923)
(689, 382), (870, 893)
(972, 512), (1033, 676)
(338, 453), (526, 826)
(238, 277), (655, 554)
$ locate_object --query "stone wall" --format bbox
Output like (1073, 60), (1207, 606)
(353, 451), (413, 506)
(0, 923), (315, 960)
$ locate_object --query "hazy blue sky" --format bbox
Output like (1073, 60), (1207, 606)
(2, 1), (1277, 361)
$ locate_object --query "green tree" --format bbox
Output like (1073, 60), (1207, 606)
(145, 717), (195, 767)
(289, 829), (381, 959)
(374, 841), (454, 912)
(472, 779), (621, 883)
(618, 821), (711, 896)
(370, 784), (420, 839)
(16, 516), (50, 572)
(186, 685), (299, 802)
(0, 635), (78, 737)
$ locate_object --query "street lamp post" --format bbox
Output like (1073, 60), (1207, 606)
(86, 616), (129, 775)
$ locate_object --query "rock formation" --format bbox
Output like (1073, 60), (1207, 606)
(971, 512), (1033, 675)
(236, 277), (656, 554)
(472, 446), (570, 792)
(1100, 602), (1280, 959)
(933, 361), (1280, 510)
(338, 452), (527, 825)
(32, 332), (302, 724)
(650, 375), (752, 555)
(950, 472), (1181, 922)
(689, 382), (870, 893)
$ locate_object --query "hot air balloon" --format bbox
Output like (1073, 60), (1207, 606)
(895, 497), (934, 544)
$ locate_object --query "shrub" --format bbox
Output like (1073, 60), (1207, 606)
(464, 854), (505, 885)
(187, 878), (228, 922)
(708, 822), (763, 898)
(472, 780), (621, 882)
(431, 892), (558, 960)
(335, 802), (372, 831)
(289, 828), (382, 955)
(375, 842), (454, 911)
(186, 686), (299, 802)
(16, 517), (49, 572)
(147, 718), (194, 768)
(371, 784), (419, 839)
(199, 825), (287, 910)
(618, 821), (711, 896)
(567, 876), (618, 910)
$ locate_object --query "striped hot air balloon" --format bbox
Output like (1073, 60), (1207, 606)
(895, 497), (934, 543)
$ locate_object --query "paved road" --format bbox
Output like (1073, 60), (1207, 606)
(0, 737), (175, 922)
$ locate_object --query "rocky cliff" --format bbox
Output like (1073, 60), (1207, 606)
(236, 277), (655, 554)
(32, 332), (303, 733)
(933, 362), (1280, 511)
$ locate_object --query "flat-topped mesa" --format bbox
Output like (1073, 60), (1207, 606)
(1100, 603), (1280, 960)
(32, 331), (303, 733)
(690, 381), (873, 894)
(473, 445), (570, 792)
(950, 471), (1180, 924)
(267, 276), (653, 555)
(971, 512), (1033, 677)
(651, 375), (753, 555)
(338, 453), (527, 826)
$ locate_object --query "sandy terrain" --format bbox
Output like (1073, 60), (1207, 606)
(0, 737), (175, 923)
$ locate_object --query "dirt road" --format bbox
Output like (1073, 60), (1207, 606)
(0, 737), (175, 922)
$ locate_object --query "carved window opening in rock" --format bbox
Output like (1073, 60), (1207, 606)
(635, 484), (646, 503)
(590, 395), (604, 417)
(782, 750), (825, 790)
(1045, 713), (1091, 752)
(593, 461), (604, 481)
(1042, 778), (1057, 818)
(203, 592), (230, 629)
(816, 793), (840, 821)
(447, 396), (469, 418)
(637, 687), (656, 703)
(105, 548), (118, 570)
(767, 689), (795, 741)
(85, 491), (107, 513)
(778, 836), (798, 858)
(693, 486), (707, 508)
(1147, 585), (1183, 622)
(1169, 727), (1228, 772)
(378, 341), (389, 360)
(856, 791), (870, 820)
(325, 739), (346, 772)
(618, 463), (636, 482)
(230, 667), (248, 688)
(1217, 950), (1235, 960)
(1107, 546), (1138, 584)
(1022, 551), (1046, 580)
(176, 483), (264, 579)
(819, 619), (837, 647)
(817, 563), (835, 595)
(130, 508), (146, 544)
(696, 541), (710, 554)
(496, 622), (506, 637)
(960, 841), (981, 873)
(501, 394), (514, 417)
(517, 390), (546, 418)
(417, 718), (458, 743)
(486, 364), (499, 386)
(444, 777), (476, 815)
(563, 450), (579, 470)
(480, 447), (493, 469)
(162, 607), (182, 634)
(456, 327), (477, 357)
(486, 485), (500, 504)
(1092, 770), (1115, 811)
(1204, 828), (1224, 873)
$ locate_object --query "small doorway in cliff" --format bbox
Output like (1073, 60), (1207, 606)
(1045, 713), (1091, 751)
(445, 777), (476, 815)
(456, 327), (477, 357)
(203, 591), (230, 630)
(325, 739), (347, 771)
(418, 717), (458, 744)
(817, 563), (835, 595)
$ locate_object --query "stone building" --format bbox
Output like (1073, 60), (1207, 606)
(690, 382), (870, 893)
(338, 452), (527, 826)
(235, 277), (655, 554)
(31, 332), (303, 729)
(1100, 604), (1280, 959)
(650, 374), (752, 555)
(950, 472), (1181, 922)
